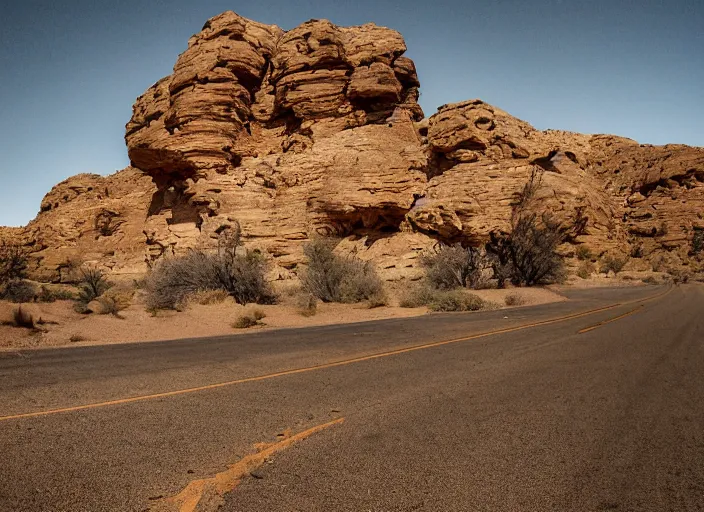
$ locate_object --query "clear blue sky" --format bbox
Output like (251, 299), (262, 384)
(1, 0), (702, 227)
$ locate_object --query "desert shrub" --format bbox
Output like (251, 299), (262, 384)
(295, 293), (318, 317)
(488, 213), (565, 286)
(76, 267), (112, 303)
(145, 251), (220, 310)
(421, 244), (489, 290)
(504, 293), (526, 306)
(427, 290), (485, 312)
(12, 306), (35, 329)
(399, 284), (439, 308)
(365, 289), (389, 309)
(69, 334), (87, 343)
(575, 245), (593, 261)
(692, 229), (704, 255)
(576, 261), (595, 279)
(187, 289), (230, 306)
(487, 171), (566, 287)
(37, 285), (75, 302)
(95, 297), (125, 317)
(600, 254), (629, 275)
(301, 238), (384, 303)
(1, 279), (38, 303)
(399, 285), (486, 312)
(0, 242), (29, 285)
(233, 315), (258, 329)
(145, 226), (275, 310)
(233, 309), (266, 329)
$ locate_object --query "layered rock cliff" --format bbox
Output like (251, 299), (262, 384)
(7, 11), (704, 282)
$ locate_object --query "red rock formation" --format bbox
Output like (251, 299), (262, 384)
(5, 12), (703, 282)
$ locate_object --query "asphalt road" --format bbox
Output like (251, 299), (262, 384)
(1, 284), (702, 511)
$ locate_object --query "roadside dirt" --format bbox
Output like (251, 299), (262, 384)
(0, 278), (649, 350)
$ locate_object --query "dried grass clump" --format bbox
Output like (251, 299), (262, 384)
(575, 245), (593, 261)
(504, 293), (526, 306)
(12, 306), (35, 329)
(295, 293), (318, 317)
(576, 261), (596, 280)
(233, 309), (266, 329)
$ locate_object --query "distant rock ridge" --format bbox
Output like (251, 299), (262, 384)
(5, 11), (703, 282)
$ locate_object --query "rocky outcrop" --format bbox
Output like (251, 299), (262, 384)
(4, 12), (703, 282)
(17, 169), (155, 281)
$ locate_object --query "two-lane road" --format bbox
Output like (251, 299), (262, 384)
(1, 284), (702, 511)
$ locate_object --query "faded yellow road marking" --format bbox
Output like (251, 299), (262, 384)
(0, 286), (673, 423)
(156, 418), (344, 512)
(577, 305), (644, 334)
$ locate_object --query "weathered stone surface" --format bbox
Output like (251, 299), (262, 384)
(16, 169), (155, 282)
(3, 12), (703, 282)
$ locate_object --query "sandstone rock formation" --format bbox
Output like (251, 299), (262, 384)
(5, 11), (703, 282)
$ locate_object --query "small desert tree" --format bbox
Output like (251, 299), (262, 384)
(692, 228), (704, 255)
(487, 170), (566, 286)
(0, 242), (28, 284)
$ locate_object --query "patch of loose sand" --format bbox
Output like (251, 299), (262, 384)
(0, 286), (568, 350)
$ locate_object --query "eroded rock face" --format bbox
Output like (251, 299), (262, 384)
(18, 169), (155, 281)
(4, 12), (703, 282)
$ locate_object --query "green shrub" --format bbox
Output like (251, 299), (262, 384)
(1, 280), (38, 303)
(301, 238), (384, 303)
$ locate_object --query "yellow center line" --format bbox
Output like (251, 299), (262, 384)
(0, 286), (673, 423)
(577, 305), (644, 334)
